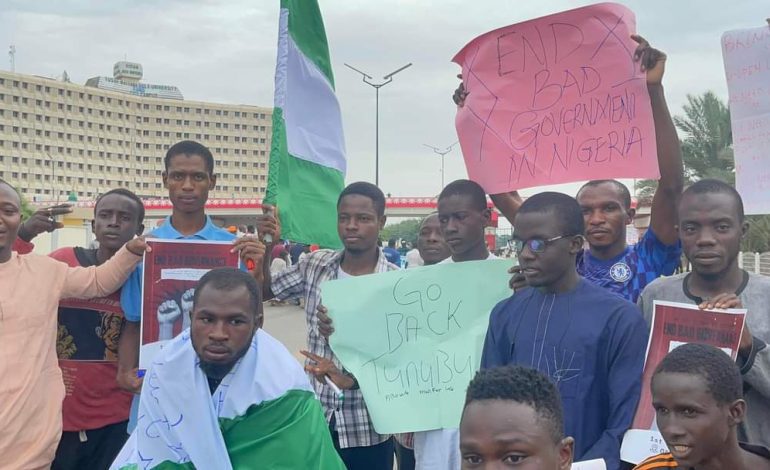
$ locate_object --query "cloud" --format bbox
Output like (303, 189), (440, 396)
(0, 0), (764, 197)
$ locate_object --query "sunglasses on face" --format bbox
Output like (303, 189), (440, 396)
(512, 235), (568, 254)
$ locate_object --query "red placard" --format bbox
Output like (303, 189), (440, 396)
(140, 239), (239, 368)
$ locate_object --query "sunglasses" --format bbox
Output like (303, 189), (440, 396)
(512, 235), (569, 254)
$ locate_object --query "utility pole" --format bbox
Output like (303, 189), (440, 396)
(8, 45), (16, 72)
(344, 62), (412, 187)
(423, 142), (458, 190)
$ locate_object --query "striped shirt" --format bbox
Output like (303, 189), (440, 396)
(271, 248), (399, 449)
(634, 442), (770, 469)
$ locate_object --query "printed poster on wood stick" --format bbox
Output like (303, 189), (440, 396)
(620, 300), (745, 464)
(452, 2), (659, 193)
(322, 260), (511, 434)
(140, 239), (240, 369)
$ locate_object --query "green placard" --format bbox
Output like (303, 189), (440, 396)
(322, 259), (512, 433)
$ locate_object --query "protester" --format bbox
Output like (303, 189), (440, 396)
(111, 268), (344, 469)
(44, 189), (145, 470)
(460, 366), (574, 470)
(413, 179), (497, 469)
(460, 36), (684, 303)
(0, 178), (148, 470)
(415, 212), (451, 267)
(116, 140), (265, 431)
(633, 343), (770, 470)
(481, 192), (647, 470)
(256, 182), (398, 470)
(384, 237), (402, 266)
(638, 179), (770, 447)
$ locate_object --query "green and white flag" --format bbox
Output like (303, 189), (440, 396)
(264, 0), (346, 249)
(110, 330), (344, 469)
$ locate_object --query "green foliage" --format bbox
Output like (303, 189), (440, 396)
(665, 91), (769, 252)
(673, 91), (734, 183)
(380, 218), (422, 246)
(19, 193), (34, 220)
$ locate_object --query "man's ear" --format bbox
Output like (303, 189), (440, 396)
(208, 173), (216, 190)
(90, 219), (95, 234)
(741, 220), (750, 239)
(558, 436), (574, 470)
(162, 171), (169, 189)
(482, 208), (492, 227)
(728, 398), (747, 427)
(626, 207), (637, 225)
(569, 235), (584, 255)
(379, 215), (387, 230)
(136, 224), (145, 236)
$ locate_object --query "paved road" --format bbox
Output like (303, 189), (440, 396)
(261, 302), (307, 363)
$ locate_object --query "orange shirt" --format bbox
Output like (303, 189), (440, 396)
(0, 246), (140, 470)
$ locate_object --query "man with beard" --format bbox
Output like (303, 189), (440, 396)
(111, 268), (344, 469)
(639, 179), (770, 448)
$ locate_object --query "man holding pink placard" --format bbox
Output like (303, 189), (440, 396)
(454, 4), (683, 304)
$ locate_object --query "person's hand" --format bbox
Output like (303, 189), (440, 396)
(255, 204), (281, 245)
(698, 293), (742, 310)
(699, 294), (752, 356)
(117, 367), (143, 394)
(317, 304), (334, 340)
(232, 235), (265, 276)
(631, 34), (666, 85)
(452, 74), (468, 107)
(509, 265), (527, 291)
(125, 236), (151, 256)
(300, 350), (356, 390)
(17, 204), (73, 242)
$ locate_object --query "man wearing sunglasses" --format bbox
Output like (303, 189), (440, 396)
(480, 192), (647, 470)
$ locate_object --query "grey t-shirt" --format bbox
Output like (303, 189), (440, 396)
(639, 271), (770, 447)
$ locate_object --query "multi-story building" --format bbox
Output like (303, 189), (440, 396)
(0, 62), (272, 200)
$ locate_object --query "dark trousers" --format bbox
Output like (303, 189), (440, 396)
(395, 441), (415, 470)
(330, 425), (394, 470)
(52, 420), (129, 470)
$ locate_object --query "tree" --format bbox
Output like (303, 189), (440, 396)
(635, 91), (770, 252)
(380, 218), (422, 246)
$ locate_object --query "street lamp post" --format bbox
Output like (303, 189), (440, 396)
(423, 142), (458, 190)
(344, 62), (412, 187)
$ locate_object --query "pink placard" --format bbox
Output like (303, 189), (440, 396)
(452, 3), (659, 193)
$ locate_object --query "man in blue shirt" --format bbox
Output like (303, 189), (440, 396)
(115, 141), (264, 420)
(482, 192), (646, 470)
(383, 238), (402, 266)
(463, 36), (684, 303)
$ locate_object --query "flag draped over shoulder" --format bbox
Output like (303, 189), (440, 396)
(264, 0), (346, 249)
(110, 330), (344, 470)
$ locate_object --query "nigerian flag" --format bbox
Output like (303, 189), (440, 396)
(110, 330), (345, 470)
(264, 0), (345, 249)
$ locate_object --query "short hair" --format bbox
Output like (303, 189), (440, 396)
(0, 178), (20, 204)
(578, 179), (632, 210)
(438, 179), (487, 211)
(94, 188), (145, 224)
(164, 140), (215, 175)
(388, 238), (397, 247)
(653, 343), (742, 404)
(465, 366), (564, 443)
(193, 268), (262, 317)
(517, 192), (584, 237)
(337, 182), (386, 217)
(682, 179), (744, 221)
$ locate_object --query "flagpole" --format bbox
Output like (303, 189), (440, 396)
(344, 62), (412, 187)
